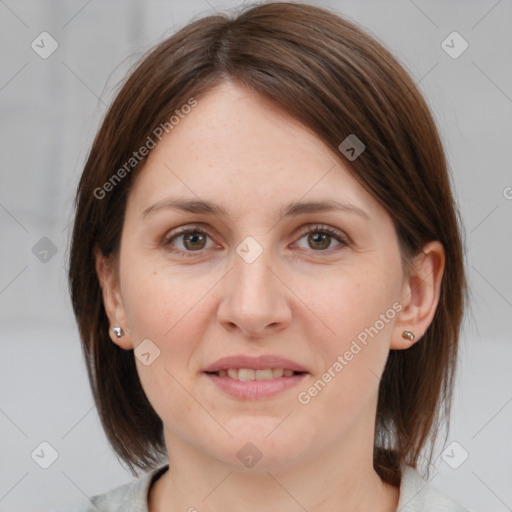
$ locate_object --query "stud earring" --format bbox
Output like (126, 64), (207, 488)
(112, 327), (124, 338)
(401, 330), (415, 341)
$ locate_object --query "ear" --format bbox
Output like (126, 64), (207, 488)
(391, 241), (445, 349)
(94, 247), (134, 350)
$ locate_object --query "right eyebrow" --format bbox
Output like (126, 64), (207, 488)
(141, 198), (227, 220)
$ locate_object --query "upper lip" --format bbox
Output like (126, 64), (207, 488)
(203, 355), (309, 373)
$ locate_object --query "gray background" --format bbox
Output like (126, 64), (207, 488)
(1, 0), (511, 511)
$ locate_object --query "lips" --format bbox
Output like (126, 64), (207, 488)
(218, 368), (296, 381)
(203, 354), (309, 374)
(203, 355), (309, 399)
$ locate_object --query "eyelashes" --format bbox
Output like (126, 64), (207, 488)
(162, 223), (349, 258)
(163, 226), (216, 256)
(293, 224), (348, 252)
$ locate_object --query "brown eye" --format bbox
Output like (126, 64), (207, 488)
(295, 225), (348, 253)
(306, 232), (332, 250)
(181, 231), (207, 251)
(163, 226), (216, 256)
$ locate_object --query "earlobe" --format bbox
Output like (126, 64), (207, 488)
(391, 241), (445, 350)
(94, 248), (134, 350)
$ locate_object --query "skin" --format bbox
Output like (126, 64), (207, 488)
(96, 79), (445, 512)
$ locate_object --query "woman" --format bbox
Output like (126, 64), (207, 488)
(61, 2), (469, 511)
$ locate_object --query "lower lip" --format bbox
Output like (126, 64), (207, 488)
(204, 372), (308, 399)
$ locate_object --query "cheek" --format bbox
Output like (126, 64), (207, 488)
(300, 263), (400, 348)
(121, 258), (207, 344)
(120, 263), (209, 421)
(292, 263), (401, 411)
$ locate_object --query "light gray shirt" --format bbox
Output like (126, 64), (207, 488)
(53, 464), (470, 511)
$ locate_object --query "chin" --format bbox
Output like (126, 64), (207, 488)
(209, 423), (308, 473)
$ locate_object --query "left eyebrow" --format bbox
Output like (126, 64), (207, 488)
(140, 198), (370, 221)
(280, 199), (370, 221)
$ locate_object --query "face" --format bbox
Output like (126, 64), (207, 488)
(102, 80), (416, 473)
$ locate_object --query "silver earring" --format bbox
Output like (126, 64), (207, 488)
(112, 327), (124, 338)
(401, 330), (415, 341)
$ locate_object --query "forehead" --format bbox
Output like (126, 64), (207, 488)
(126, 80), (385, 224)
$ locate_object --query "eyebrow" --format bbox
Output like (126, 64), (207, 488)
(141, 198), (370, 221)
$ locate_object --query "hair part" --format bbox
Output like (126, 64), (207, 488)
(68, 1), (467, 483)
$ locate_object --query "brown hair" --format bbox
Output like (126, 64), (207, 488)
(68, 1), (467, 484)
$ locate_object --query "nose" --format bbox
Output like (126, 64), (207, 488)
(217, 247), (292, 338)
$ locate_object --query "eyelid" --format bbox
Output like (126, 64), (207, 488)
(162, 223), (213, 243)
(293, 223), (349, 245)
(162, 223), (219, 257)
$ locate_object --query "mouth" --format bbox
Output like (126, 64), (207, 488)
(206, 368), (305, 380)
(203, 355), (309, 399)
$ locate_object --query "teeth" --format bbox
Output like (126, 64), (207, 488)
(238, 369), (255, 381)
(216, 368), (298, 380)
(255, 369), (274, 380)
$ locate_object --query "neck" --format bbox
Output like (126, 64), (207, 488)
(149, 420), (399, 512)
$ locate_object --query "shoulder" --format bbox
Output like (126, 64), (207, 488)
(52, 465), (169, 512)
(397, 464), (470, 512)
